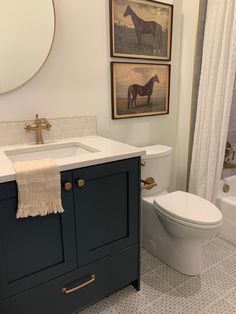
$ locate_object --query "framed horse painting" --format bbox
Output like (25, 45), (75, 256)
(109, 0), (173, 61)
(111, 62), (170, 119)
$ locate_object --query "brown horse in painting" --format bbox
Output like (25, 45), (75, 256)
(128, 74), (159, 109)
(124, 5), (163, 55)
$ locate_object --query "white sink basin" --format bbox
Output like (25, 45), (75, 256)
(4, 142), (98, 162)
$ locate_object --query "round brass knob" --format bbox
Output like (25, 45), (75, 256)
(77, 179), (85, 188)
(64, 182), (72, 191)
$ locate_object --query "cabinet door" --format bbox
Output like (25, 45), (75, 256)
(73, 158), (140, 267)
(0, 171), (77, 300)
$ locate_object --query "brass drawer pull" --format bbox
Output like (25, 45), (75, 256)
(77, 179), (85, 188)
(62, 274), (96, 295)
(141, 177), (157, 191)
(64, 182), (72, 191)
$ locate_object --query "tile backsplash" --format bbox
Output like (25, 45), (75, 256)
(0, 116), (97, 146)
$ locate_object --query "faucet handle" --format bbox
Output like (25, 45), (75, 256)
(46, 122), (52, 130)
(225, 141), (234, 158)
(24, 123), (31, 132)
(43, 119), (51, 130)
(39, 118), (52, 130)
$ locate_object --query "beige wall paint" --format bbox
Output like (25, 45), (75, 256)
(0, 0), (199, 191)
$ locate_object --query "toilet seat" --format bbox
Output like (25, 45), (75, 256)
(155, 205), (223, 230)
(154, 191), (222, 228)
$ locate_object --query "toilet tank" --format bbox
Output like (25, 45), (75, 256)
(141, 145), (172, 197)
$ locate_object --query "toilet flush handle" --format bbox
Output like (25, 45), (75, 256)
(141, 177), (157, 190)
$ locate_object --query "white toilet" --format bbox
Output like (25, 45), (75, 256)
(141, 145), (223, 276)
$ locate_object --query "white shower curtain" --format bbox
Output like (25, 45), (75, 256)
(189, 0), (236, 202)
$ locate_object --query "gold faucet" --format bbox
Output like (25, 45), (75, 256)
(25, 114), (51, 144)
(224, 159), (236, 169)
(224, 141), (236, 168)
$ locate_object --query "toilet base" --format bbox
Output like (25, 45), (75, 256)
(142, 235), (202, 276)
(142, 197), (204, 276)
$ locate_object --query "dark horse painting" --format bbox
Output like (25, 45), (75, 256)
(128, 74), (159, 109)
(124, 5), (163, 55)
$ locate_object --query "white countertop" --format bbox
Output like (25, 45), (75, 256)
(0, 135), (145, 183)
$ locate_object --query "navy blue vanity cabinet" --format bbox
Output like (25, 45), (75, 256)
(0, 158), (140, 314)
(0, 171), (77, 300)
(73, 158), (140, 267)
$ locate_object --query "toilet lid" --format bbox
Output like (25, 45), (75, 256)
(154, 191), (222, 226)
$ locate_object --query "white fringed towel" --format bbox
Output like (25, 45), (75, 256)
(14, 158), (64, 219)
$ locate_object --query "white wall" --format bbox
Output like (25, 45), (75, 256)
(0, 0), (199, 190)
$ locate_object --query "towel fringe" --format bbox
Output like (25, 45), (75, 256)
(16, 200), (64, 219)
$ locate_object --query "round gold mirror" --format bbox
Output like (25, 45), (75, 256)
(0, 0), (55, 94)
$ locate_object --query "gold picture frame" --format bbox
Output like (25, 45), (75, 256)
(110, 0), (173, 61)
(111, 62), (170, 119)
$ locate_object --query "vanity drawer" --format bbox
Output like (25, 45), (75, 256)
(0, 245), (139, 314)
